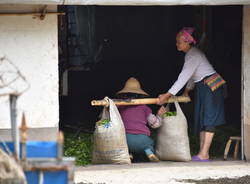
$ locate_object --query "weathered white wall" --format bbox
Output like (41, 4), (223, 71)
(242, 5), (250, 161)
(0, 5), (58, 129)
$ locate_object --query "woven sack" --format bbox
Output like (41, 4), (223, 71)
(92, 97), (131, 164)
(156, 100), (191, 161)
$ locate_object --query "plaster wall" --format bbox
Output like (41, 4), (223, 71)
(0, 5), (58, 130)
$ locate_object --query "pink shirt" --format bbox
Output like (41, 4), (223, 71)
(118, 105), (152, 136)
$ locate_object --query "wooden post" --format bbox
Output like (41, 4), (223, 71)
(9, 95), (19, 160)
(20, 113), (28, 161)
(57, 131), (64, 161)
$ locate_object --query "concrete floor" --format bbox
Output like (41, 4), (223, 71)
(74, 160), (250, 184)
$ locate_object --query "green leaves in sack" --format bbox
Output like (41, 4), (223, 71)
(97, 119), (110, 126)
(97, 119), (111, 128)
(163, 111), (177, 117)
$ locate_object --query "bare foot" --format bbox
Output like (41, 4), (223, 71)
(147, 154), (160, 162)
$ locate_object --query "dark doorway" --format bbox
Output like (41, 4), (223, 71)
(58, 5), (242, 138)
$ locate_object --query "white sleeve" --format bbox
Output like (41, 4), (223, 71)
(168, 54), (199, 95)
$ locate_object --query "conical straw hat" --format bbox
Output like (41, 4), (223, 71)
(117, 77), (149, 96)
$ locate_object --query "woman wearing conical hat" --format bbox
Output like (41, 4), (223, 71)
(117, 77), (166, 162)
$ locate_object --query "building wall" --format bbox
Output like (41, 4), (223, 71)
(242, 5), (250, 161)
(0, 5), (58, 139)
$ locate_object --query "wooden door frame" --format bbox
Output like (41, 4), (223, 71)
(242, 5), (250, 161)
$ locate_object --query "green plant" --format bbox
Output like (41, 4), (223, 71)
(97, 119), (110, 126)
(64, 133), (93, 165)
(63, 123), (240, 165)
(162, 111), (177, 117)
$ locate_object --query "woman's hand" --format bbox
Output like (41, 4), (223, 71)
(182, 88), (190, 97)
(157, 106), (167, 117)
(157, 92), (172, 105)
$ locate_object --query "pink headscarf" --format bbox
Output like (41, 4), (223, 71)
(177, 27), (196, 45)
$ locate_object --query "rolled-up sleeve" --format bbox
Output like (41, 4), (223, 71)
(147, 114), (162, 128)
(168, 54), (199, 95)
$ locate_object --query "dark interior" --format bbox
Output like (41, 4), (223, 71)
(58, 5), (242, 134)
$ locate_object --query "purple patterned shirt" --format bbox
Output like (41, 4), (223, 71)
(118, 105), (158, 136)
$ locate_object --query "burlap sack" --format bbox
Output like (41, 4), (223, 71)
(156, 100), (191, 161)
(92, 97), (131, 164)
(0, 149), (26, 184)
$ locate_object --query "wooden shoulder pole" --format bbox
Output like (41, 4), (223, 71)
(91, 96), (191, 106)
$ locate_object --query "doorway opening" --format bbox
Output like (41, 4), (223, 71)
(58, 5), (242, 158)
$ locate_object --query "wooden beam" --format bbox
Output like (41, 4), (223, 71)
(91, 96), (191, 106)
(0, 12), (65, 16)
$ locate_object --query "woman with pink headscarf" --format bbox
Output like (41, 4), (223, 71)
(157, 27), (226, 162)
